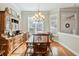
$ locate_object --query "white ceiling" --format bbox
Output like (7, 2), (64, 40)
(14, 3), (79, 11)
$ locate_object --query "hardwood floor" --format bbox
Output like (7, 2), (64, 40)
(9, 41), (76, 56)
(10, 43), (27, 56)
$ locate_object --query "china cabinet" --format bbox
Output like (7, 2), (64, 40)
(0, 9), (26, 56)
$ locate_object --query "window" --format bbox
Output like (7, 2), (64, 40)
(50, 15), (57, 34)
(28, 17), (44, 34)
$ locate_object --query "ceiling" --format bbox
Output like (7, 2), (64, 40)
(14, 3), (79, 11)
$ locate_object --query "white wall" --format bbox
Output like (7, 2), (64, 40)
(21, 11), (50, 32)
(58, 32), (79, 55)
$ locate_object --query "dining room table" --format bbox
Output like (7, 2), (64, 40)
(25, 33), (53, 56)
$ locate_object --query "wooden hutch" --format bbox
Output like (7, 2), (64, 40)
(0, 7), (26, 56)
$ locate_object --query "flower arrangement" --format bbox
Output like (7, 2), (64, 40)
(47, 32), (54, 40)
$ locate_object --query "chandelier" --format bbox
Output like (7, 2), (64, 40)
(32, 9), (45, 21)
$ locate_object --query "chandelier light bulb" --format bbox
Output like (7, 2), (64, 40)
(32, 9), (45, 21)
(41, 15), (45, 19)
(35, 14), (39, 18)
(39, 12), (42, 15)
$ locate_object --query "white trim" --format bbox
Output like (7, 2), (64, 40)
(58, 32), (79, 38)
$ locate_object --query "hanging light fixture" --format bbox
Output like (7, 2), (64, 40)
(32, 4), (45, 21)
